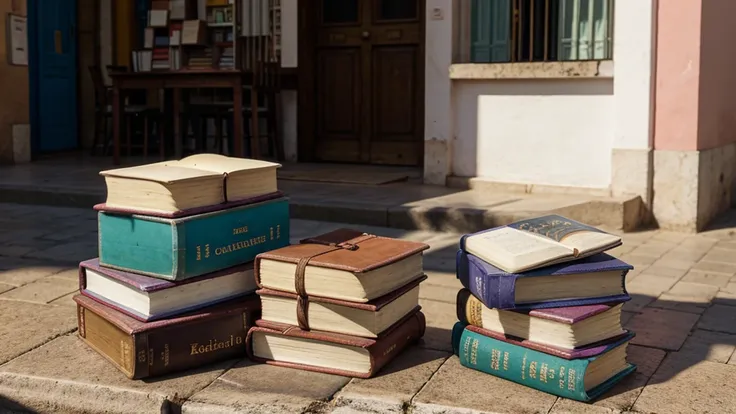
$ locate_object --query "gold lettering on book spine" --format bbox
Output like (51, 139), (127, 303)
(120, 340), (132, 372)
(466, 295), (484, 327)
(190, 335), (242, 356)
(78, 307), (86, 337)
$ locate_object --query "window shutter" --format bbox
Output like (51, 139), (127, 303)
(471, 0), (511, 63)
(558, 0), (610, 60)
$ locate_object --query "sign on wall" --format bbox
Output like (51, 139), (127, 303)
(6, 14), (28, 66)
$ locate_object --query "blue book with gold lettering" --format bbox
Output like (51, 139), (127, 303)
(98, 197), (290, 280)
(452, 322), (636, 402)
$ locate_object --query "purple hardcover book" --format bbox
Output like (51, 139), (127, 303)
(456, 289), (632, 359)
(456, 250), (632, 310)
(79, 258), (257, 322)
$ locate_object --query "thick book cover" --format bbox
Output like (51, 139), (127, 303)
(98, 197), (290, 280)
(246, 309), (426, 378)
(74, 294), (260, 380)
(79, 258), (257, 322)
(93, 190), (284, 218)
(456, 250), (632, 310)
(451, 323), (636, 402)
(456, 289), (632, 359)
(257, 275), (426, 337)
(255, 229), (429, 282)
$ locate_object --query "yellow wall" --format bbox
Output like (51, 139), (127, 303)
(0, 0), (29, 163)
(114, 0), (135, 67)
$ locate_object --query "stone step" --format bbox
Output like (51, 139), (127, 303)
(0, 181), (644, 233)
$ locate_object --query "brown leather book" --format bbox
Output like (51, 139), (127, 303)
(246, 309), (426, 378)
(255, 228), (430, 303)
(74, 294), (260, 379)
(256, 275), (426, 337)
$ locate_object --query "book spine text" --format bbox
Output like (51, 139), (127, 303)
(452, 323), (589, 401)
(144, 310), (255, 377)
(176, 198), (290, 279)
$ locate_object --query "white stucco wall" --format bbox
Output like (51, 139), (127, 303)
(452, 79), (614, 188)
(446, 0), (655, 191)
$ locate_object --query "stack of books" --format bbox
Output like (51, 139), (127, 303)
(72, 154), (290, 379)
(246, 228), (430, 378)
(452, 215), (637, 402)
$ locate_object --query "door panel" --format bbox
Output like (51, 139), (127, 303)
(313, 0), (424, 166)
(315, 49), (362, 162)
(36, 0), (78, 152)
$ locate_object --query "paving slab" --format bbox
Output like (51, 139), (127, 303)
(0, 301), (77, 365)
(182, 359), (350, 414)
(24, 241), (97, 263)
(549, 345), (666, 414)
(412, 356), (558, 414)
(680, 271), (732, 287)
(0, 276), (78, 303)
(690, 260), (736, 276)
(638, 265), (688, 280)
(0, 334), (238, 414)
(0, 283), (14, 294)
(633, 353), (736, 414)
(417, 299), (455, 353)
(0, 260), (71, 286)
(678, 329), (736, 363)
(627, 308), (700, 351)
(698, 304), (736, 334)
(333, 347), (450, 413)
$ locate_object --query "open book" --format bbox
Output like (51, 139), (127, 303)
(461, 215), (622, 273)
(99, 154), (280, 216)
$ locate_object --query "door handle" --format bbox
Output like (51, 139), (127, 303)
(362, 31), (370, 39)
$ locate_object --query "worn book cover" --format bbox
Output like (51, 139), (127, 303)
(255, 228), (429, 302)
(79, 258), (257, 322)
(74, 294), (260, 379)
(98, 197), (290, 280)
(456, 250), (632, 309)
(452, 323), (636, 402)
(457, 288), (633, 358)
(460, 215), (622, 273)
(246, 309), (426, 378)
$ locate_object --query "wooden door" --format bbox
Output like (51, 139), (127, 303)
(312, 0), (424, 166)
(31, 0), (79, 152)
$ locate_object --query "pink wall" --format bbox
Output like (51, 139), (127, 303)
(697, 0), (736, 150)
(653, 0), (701, 151)
(655, 0), (736, 151)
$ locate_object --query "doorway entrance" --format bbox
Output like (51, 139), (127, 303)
(29, 0), (79, 153)
(298, 0), (425, 167)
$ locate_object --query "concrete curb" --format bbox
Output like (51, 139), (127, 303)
(0, 373), (169, 413)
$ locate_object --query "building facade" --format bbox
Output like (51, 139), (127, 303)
(5, 0), (736, 232)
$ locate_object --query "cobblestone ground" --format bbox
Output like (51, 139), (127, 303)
(2, 202), (736, 413)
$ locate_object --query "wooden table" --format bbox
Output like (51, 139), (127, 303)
(109, 70), (252, 165)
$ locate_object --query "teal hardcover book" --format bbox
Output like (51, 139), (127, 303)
(451, 323), (636, 402)
(98, 197), (290, 280)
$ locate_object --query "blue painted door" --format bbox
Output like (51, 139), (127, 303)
(34, 0), (78, 152)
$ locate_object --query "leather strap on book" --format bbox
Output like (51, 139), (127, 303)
(293, 233), (377, 330)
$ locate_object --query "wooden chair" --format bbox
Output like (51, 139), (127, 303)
(88, 66), (164, 159)
(222, 60), (283, 160)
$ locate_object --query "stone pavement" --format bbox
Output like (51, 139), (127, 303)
(2, 203), (736, 413)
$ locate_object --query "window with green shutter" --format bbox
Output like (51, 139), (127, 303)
(468, 0), (613, 63)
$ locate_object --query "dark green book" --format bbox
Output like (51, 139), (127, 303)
(451, 322), (636, 402)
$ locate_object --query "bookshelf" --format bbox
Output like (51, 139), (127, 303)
(132, 0), (282, 72)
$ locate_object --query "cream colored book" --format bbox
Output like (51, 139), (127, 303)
(99, 154), (280, 215)
(258, 277), (423, 338)
(457, 289), (626, 350)
(462, 215), (622, 273)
